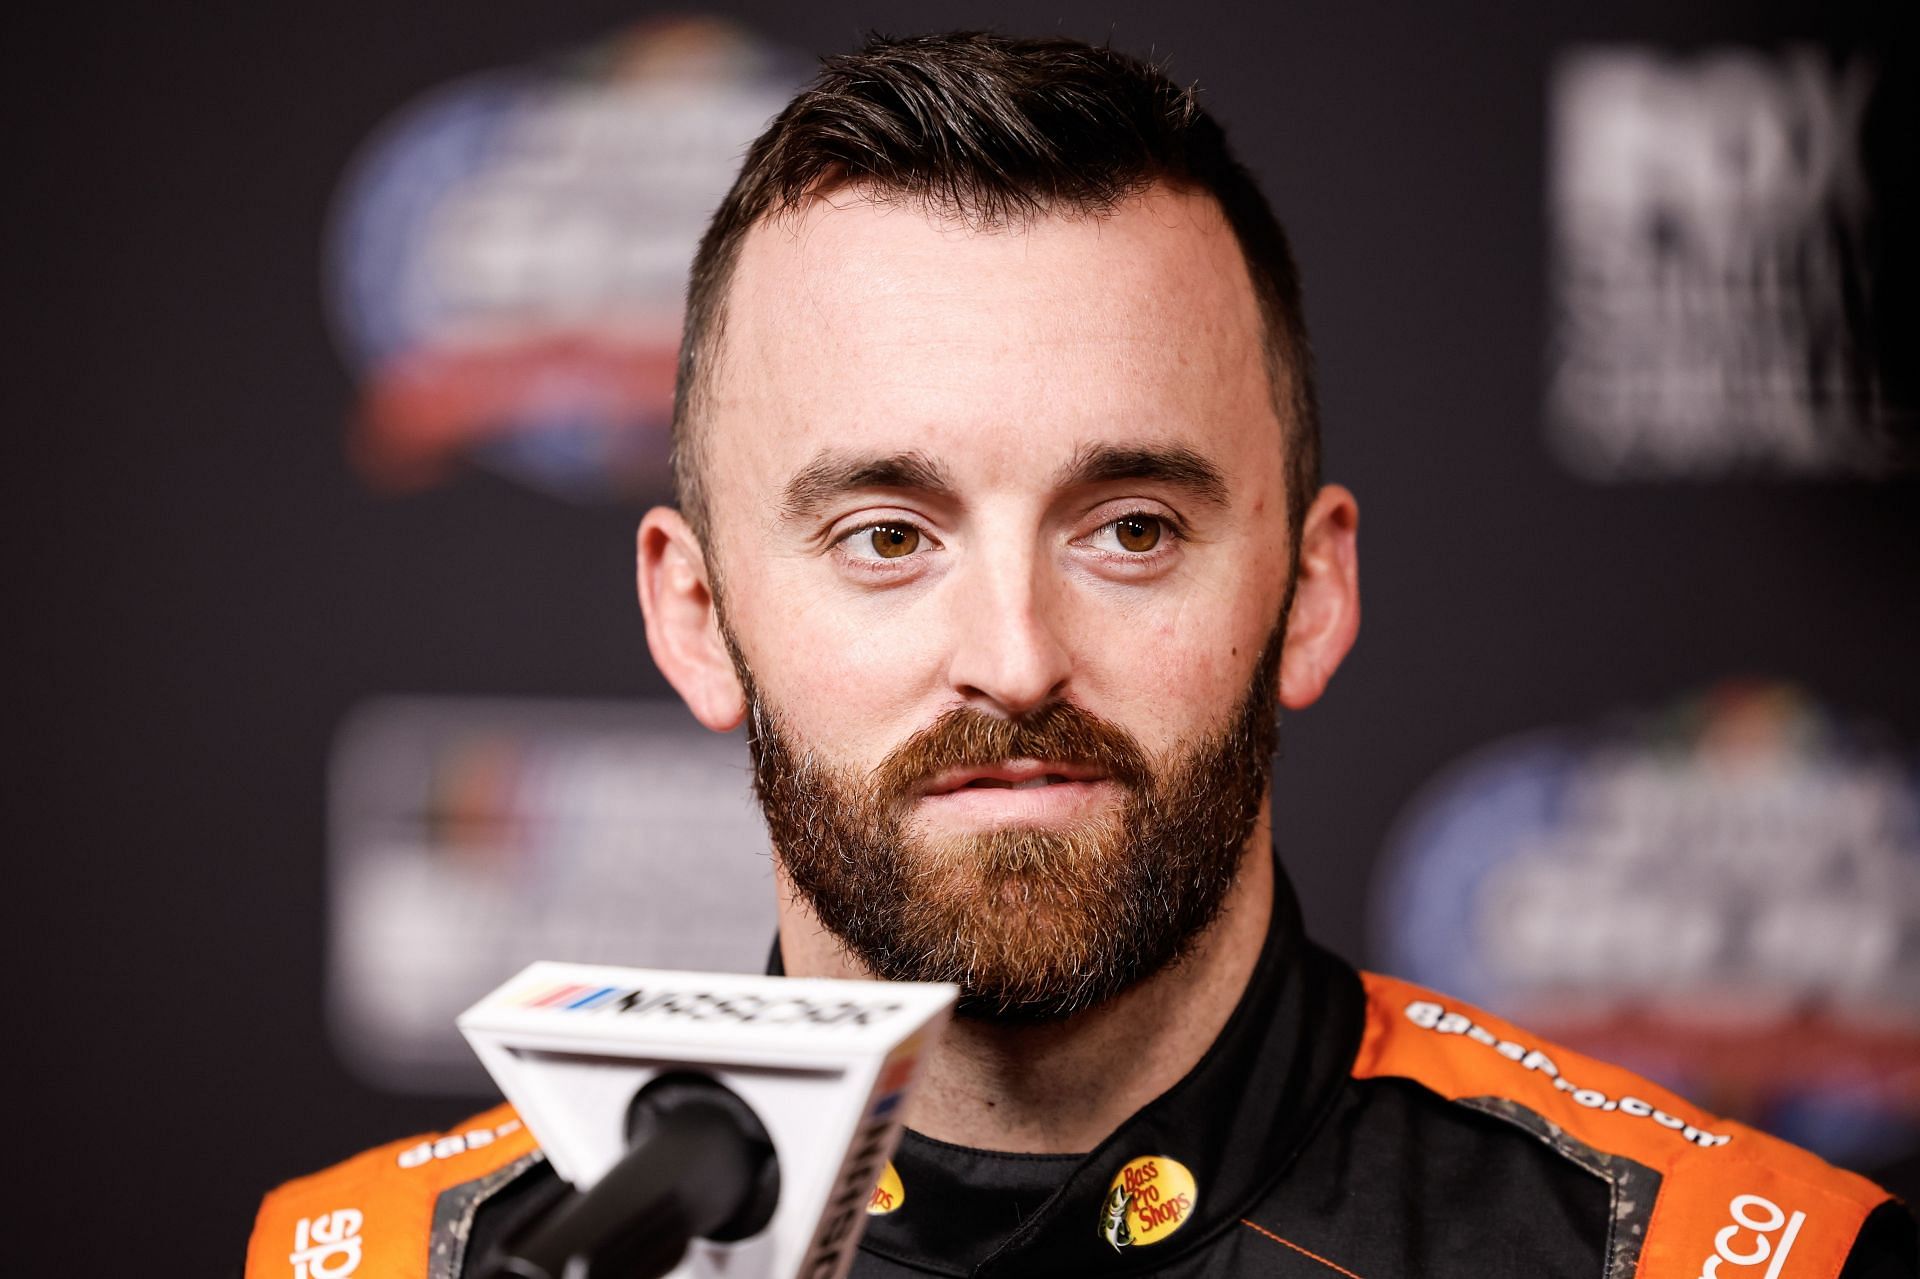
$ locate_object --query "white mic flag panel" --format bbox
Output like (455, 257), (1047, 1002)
(460, 962), (956, 1279)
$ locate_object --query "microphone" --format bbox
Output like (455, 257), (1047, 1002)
(458, 962), (957, 1279)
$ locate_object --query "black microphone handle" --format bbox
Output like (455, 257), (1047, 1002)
(489, 1088), (768, 1279)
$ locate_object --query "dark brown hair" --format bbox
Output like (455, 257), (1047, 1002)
(672, 30), (1320, 541)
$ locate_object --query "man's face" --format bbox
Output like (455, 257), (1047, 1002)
(695, 185), (1297, 1014)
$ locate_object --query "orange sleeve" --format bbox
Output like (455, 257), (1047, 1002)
(244, 1103), (539, 1279)
(1355, 972), (1893, 1279)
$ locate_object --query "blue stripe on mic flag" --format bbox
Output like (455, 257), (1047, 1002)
(566, 986), (620, 1010)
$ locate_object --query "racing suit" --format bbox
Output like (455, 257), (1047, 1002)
(248, 874), (1913, 1277)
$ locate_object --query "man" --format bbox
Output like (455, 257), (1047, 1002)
(251, 32), (1912, 1277)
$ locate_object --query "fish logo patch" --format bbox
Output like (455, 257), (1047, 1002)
(868, 1161), (905, 1216)
(1099, 1155), (1197, 1249)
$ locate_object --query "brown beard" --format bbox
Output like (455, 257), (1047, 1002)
(733, 623), (1283, 1022)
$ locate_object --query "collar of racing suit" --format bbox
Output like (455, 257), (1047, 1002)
(769, 851), (1369, 1277)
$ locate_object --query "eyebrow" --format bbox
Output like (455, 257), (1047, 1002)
(778, 449), (958, 523)
(1051, 443), (1231, 508)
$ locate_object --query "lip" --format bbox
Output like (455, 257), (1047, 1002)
(914, 759), (1120, 829)
(920, 758), (1110, 797)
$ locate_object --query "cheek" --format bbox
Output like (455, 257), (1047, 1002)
(727, 565), (947, 765)
(1071, 591), (1270, 755)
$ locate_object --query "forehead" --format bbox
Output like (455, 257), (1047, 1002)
(703, 184), (1278, 508)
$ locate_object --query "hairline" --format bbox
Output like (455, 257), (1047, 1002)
(674, 178), (1314, 559)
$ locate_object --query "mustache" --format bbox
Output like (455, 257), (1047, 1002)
(867, 700), (1153, 801)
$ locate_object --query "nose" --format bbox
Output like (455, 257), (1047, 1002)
(944, 542), (1073, 718)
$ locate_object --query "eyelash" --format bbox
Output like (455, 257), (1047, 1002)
(1082, 512), (1185, 561)
(828, 511), (1185, 566)
(832, 520), (935, 566)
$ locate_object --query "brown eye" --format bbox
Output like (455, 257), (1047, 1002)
(1114, 515), (1162, 553)
(870, 524), (920, 558)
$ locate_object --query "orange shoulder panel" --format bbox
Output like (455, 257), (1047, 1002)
(1356, 972), (1893, 1279)
(245, 1102), (539, 1279)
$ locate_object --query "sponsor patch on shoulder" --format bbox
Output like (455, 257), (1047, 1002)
(1404, 998), (1731, 1149)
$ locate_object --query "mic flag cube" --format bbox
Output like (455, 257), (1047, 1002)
(459, 962), (957, 1279)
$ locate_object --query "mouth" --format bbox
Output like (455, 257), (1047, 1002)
(914, 759), (1118, 827)
(921, 759), (1109, 796)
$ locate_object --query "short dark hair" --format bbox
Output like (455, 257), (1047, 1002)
(672, 30), (1320, 543)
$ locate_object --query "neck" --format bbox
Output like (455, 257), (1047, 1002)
(775, 807), (1276, 1154)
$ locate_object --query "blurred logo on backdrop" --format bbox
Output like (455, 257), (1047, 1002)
(328, 697), (774, 1090)
(1373, 681), (1920, 1167)
(1548, 46), (1916, 479)
(324, 18), (803, 500)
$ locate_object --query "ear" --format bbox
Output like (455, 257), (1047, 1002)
(636, 507), (747, 732)
(1277, 484), (1360, 711)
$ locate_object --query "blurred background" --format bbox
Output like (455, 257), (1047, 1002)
(10, 1), (1916, 1271)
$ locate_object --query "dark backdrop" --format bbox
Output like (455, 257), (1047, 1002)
(9, 2), (1913, 1273)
